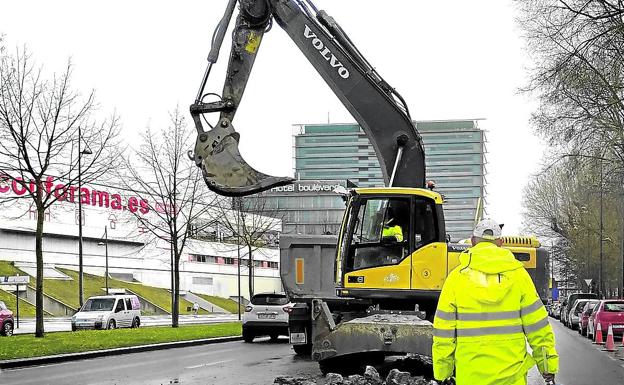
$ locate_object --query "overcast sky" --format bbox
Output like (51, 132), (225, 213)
(0, 0), (544, 235)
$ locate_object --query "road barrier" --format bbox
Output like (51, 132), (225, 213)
(593, 322), (604, 345)
(602, 324), (616, 352)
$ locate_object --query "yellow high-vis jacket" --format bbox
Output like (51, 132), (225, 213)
(432, 242), (558, 385)
(382, 224), (403, 242)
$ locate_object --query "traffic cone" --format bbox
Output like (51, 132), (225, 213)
(603, 324), (616, 352)
(594, 322), (604, 345)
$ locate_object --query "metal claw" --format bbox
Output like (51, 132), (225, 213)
(191, 119), (294, 197)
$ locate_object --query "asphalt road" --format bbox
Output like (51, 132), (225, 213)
(2, 317), (624, 385)
(531, 317), (624, 385)
(0, 337), (320, 385)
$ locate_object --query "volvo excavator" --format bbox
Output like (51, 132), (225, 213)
(189, 0), (548, 373)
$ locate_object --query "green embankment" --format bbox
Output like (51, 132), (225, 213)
(0, 322), (241, 360)
(0, 290), (37, 317)
(0, 261), (206, 315)
(193, 293), (245, 314)
(0, 262), (37, 316)
(50, 269), (208, 315)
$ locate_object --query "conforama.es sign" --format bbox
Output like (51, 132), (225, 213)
(0, 175), (172, 216)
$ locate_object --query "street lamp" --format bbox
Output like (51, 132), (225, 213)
(97, 226), (109, 295)
(78, 125), (92, 307)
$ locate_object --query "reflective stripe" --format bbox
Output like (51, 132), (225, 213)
(520, 299), (544, 317)
(456, 324), (524, 337)
(433, 328), (456, 338)
(456, 310), (520, 321)
(435, 309), (456, 321)
(523, 316), (549, 334)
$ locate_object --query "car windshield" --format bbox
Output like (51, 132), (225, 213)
(251, 294), (288, 306)
(0, 301), (6, 310)
(81, 298), (115, 312)
(604, 302), (624, 312)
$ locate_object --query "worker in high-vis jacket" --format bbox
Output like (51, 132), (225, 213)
(432, 219), (558, 385)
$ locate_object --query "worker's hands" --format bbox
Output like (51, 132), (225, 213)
(542, 373), (556, 384)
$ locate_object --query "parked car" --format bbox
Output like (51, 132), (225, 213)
(579, 299), (600, 337)
(568, 299), (592, 330)
(562, 293), (598, 327)
(549, 302), (561, 319)
(71, 294), (141, 331)
(0, 300), (14, 336)
(588, 300), (624, 341)
(242, 292), (293, 343)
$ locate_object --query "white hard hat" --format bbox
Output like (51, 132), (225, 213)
(473, 218), (502, 240)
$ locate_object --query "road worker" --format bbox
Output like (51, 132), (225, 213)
(432, 219), (558, 385)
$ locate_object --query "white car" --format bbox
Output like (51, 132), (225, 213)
(72, 295), (141, 330)
(242, 292), (293, 342)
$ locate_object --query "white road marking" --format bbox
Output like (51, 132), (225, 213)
(185, 359), (232, 369)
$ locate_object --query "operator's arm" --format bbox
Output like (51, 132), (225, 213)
(518, 268), (559, 375)
(432, 273), (457, 381)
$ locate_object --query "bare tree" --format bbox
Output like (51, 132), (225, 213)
(119, 107), (215, 327)
(215, 195), (281, 298)
(516, 0), (624, 170)
(0, 47), (120, 337)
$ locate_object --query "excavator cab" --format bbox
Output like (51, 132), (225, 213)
(335, 188), (448, 307)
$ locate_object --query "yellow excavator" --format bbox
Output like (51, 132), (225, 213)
(189, 0), (548, 373)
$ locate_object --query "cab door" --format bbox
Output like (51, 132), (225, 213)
(409, 198), (447, 291)
(342, 196), (412, 290)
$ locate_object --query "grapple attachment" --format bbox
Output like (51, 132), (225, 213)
(190, 118), (294, 197)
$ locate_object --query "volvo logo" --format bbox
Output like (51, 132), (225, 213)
(303, 25), (350, 79)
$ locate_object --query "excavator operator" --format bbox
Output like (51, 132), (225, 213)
(382, 207), (404, 242)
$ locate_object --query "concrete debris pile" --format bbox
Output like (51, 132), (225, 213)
(274, 367), (438, 385)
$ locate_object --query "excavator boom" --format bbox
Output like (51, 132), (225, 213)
(190, 0), (425, 196)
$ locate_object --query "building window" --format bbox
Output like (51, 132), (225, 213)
(189, 254), (219, 264)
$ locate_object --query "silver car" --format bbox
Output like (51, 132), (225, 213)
(567, 299), (591, 330)
(242, 292), (293, 343)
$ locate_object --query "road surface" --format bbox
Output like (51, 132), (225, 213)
(2, 317), (624, 384)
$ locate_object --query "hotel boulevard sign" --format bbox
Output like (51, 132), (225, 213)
(269, 181), (346, 194)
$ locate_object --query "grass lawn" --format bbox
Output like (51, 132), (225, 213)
(194, 293), (245, 314)
(0, 322), (241, 361)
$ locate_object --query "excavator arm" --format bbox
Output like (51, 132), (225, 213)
(190, 0), (425, 196)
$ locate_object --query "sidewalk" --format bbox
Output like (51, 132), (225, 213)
(13, 314), (239, 334)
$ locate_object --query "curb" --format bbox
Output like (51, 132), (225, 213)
(0, 335), (242, 369)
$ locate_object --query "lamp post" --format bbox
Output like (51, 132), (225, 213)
(77, 125), (92, 307)
(97, 226), (109, 295)
(235, 197), (242, 321)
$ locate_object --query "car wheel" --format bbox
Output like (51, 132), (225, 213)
(107, 319), (116, 330)
(1, 322), (13, 337)
(242, 329), (254, 343)
(132, 317), (140, 328)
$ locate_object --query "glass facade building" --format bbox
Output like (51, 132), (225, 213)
(291, 121), (486, 241)
(246, 120), (486, 240)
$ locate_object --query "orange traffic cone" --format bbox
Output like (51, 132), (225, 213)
(594, 322), (604, 345)
(603, 324), (616, 352)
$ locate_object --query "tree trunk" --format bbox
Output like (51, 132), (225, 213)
(35, 191), (45, 338)
(247, 245), (254, 298)
(172, 238), (180, 328)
